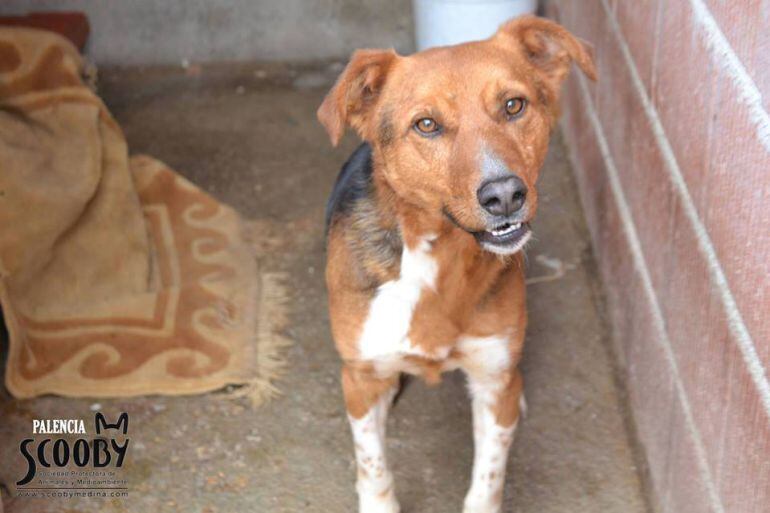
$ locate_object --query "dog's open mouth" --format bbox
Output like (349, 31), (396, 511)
(474, 221), (532, 255)
(442, 207), (532, 256)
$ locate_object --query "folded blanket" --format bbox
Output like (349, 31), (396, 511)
(0, 27), (284, 400)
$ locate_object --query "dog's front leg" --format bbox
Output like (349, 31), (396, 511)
(463, 367), (524, 513)
(342, 364), (401, 513)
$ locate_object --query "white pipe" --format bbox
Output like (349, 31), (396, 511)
(413, 0), (538, 50)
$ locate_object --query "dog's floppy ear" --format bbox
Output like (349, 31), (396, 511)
(317, 49), (398, 146)
(496, 16), (597, 87)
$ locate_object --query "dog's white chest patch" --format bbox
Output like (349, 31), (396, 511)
(357, 237), (438, 364)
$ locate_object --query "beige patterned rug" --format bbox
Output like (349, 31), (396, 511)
(0, 27), (289, 401)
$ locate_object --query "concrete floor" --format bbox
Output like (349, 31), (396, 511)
(0, 63), (650, 513)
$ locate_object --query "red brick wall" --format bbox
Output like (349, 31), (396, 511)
(547, 1), (770, 512)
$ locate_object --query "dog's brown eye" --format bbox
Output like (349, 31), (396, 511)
(414, 117), (440, 135)
(505, 97), (526, 118)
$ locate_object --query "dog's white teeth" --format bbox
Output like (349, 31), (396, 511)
(489, 222), (525, 237)
(491, 223), (521, 236)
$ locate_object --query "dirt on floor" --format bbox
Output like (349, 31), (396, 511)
(0, 62), (651, 513)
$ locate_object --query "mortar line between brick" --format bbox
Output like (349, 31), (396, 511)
(574, 69), (726, 513)
(689, 0), (770, 152)
(599, 0), (770, 422)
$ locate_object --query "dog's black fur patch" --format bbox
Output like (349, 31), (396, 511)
(325, 142), (403, 286)
(325, 143), (374, 232)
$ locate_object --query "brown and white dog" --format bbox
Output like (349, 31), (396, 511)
(317, 16), (596, 513)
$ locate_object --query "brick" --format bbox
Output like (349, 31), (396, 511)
(703, 0), (767, 108)
(704, 66), (770, 363)
(653, 0), (718, 214)
(616, 97), (676, 302)
(560, 4), (770, 513)
(615, 0), (662, 94)
(626, 124), (676, 299)
(716, 341), (770, 512)
(751, 1), (770, 112)
(646, 187), (770, 509)
(562, 76), (692, 509)
(662, 392), (720, 513)
(594, 181), (636, 362)
(555, 0), (606, 106)
(703, 0), (761, 61)
(698, 0), (770, 113)
(558, 0), (605, 49)
(594, 12), (635, 172)
(652, 0), (770, 396)
(591, 6), (676, 299)
(563, 59), (673, 489)
(661, 199), (734, 476)
(561, 73), (607, 245)
(618, 252), (677, 502)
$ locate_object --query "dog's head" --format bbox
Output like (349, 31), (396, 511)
(318, 16), (596, 255)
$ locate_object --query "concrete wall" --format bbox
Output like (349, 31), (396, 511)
(548, 1), (770, 512)
(0, 0), (415, 65)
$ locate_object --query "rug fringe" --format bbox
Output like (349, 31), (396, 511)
(222, 270), (292, 407)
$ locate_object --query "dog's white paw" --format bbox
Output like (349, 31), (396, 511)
(359, 491), (400, 513)
(463, 494), (502, 513)
(462, 504), (501, 513)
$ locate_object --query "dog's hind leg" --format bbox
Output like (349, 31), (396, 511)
(342, 365), (401, 513)
(463, 367), (524, 513)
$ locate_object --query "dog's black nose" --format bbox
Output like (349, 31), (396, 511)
(477, 176), (527, 217)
